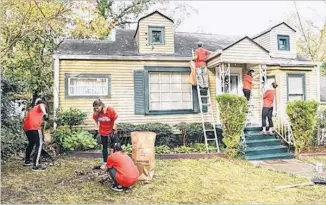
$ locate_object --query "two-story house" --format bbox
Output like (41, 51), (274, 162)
(53, 11), (320, 128)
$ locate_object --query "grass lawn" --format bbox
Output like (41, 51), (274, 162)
(1, 157), (326, 204)
(301, 156), (326, 166)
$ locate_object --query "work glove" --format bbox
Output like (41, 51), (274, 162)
(43, 113), (49, 121)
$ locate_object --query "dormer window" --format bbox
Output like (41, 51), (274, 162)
(277, 35), (290, 51)
(149, 26), (165, 45)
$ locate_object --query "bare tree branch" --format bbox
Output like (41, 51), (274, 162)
(293, 1), (315, 61)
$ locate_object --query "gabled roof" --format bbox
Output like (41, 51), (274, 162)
(252, 22), (296, 39)
(222, 36), (270, 53)
(133, 10), (174, 38)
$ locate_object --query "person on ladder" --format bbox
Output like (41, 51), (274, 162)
(193, 41), (212, 95)
(242, 70), (254, 101)
(262, 82), (278, 135)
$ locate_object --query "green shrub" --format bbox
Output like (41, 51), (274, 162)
(55, 108), (87, 129)
(1, 127), (27, 160)
(318, 107), (326, 129)
(193, 143), (206, 153)
(155, 145), (171, 154)
(116, 123), (174, 146)
(121, 144), (132, 154)
(216, 94), (247, 157)
(51, 127), (97, 151)
(174, 122), (206, 146)
(286, 100), (318, 153)
(174, 146), (193, 153)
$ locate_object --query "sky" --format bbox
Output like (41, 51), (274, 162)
(176, 1), (326, 37)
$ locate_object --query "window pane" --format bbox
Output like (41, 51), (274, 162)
(182, 93), (191, 101)
(161, 93), (172, 101)
(182, 102), (193, 109)
(289, 95), (304, 102)
(161, 84), (170, 92)
(150, 93), (160, 102)
(161, 102), (173, 110)
(181, 74), (189, 83)
(182, 84), (191, 92)
(171, 74), (181, 83)
(151, 102), (161, 110)
(171, 83), (181, 92)
(69, 77), (108, 96)
(160, 73), (170, 82)
(150, 84), (160, 92)
(152, 31), (162, 43)
(172, 93), (182, 101)
(150, 73), (159, 83)
(288, 76), (303, 94)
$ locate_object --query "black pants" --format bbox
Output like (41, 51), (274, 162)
(101, 136), (112, 163)
(243, 89), (251, 101)
(108, 167), (120, 186)
(25, 130), (43, 167)
(262, 107), (273, 128)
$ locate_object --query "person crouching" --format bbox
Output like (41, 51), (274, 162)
(103, 143), (139, 192)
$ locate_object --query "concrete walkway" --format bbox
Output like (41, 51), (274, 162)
(250, 159), (326, 178)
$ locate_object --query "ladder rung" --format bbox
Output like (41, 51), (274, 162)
(207, 138), (217, 141)
(200, 95), (209, 98)
(205, 129), (215, 132)
(201, 103), (211, 106)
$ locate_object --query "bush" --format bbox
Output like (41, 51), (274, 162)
(121, 144), (132, 154)
(174, 146), (193, 153)
(286, 100), (318, 153)
(1, 127), (27, 160)
(116, 123), (174, 146)
(55, 108), (87, 129)
(51, 127), (97, 151)
(217, 94), (247, 157)
(155, 145), (171, 154)
(174, 122), (205, 146)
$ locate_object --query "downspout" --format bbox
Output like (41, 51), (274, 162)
(53, 55), (60, 129)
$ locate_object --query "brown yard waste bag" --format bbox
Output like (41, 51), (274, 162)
(189, 60), (197, 85)
(131, 131), (156, 182)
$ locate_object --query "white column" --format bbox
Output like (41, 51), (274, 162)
(53, 55), (60, 129)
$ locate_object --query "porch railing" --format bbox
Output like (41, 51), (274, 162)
(273, 114), (296, 148)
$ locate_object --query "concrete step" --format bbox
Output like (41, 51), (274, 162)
(246, 138), (281, 147)
(244, 126), (262, 132)
(245, 152), (294, 161)
(245, 133), (276, 140)
(245, 145), (289, 156)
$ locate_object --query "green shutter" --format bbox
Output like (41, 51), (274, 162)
(134, 70), (146, 115)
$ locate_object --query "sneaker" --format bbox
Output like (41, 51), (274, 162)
(32, 165), (46, 171)
(110, 184), (123, 192)
(261, 131), (267, 135)
(24, 160), (33, 166)
(100, 163), (107, 170)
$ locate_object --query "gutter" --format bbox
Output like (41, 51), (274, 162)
(53, 54), (191, 62)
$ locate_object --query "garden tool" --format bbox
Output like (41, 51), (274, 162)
(275, 177), (326, 190)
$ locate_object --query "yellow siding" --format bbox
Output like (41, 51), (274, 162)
(221, 38), (270, 64)
(137, 13), (174, 54)
(207, 55), (221, 68)
(59, 60), (217, 129)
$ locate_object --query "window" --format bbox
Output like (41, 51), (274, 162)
(287, 74), (306, 102)
(149, 72), (193, 111)
(277, 35), (290, 51)
(65, 74), (111, 98)
(149, 26), (165, 45)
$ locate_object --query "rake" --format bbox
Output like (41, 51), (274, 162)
(275, 177), (326, 190)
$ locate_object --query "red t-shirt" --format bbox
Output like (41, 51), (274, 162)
(243, 74), (253, 90)
(93, 107), (118, 136)
(194, 48), (211, 67)
(263, 90), (275, 108)
(23, 104), (45, 131)
(106, 151), (139, 187)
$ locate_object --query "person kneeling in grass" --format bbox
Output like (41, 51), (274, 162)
(103, 143), (139, 192)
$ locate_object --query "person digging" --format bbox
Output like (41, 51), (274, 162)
(23, 98), (49, 171)
(102, 142), (140, 192)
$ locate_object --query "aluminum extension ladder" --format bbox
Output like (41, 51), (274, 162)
(196, 82), (220, 153)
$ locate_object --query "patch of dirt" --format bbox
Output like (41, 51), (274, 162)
(304, 146), (326, 154)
